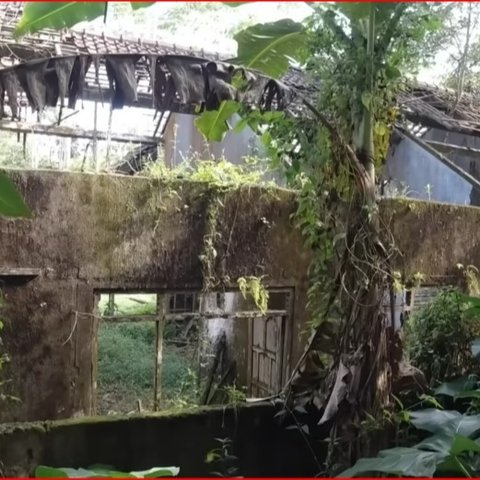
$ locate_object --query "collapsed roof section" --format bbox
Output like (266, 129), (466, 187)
(0, 2), (312, 129)
(399, 83), (480, 138)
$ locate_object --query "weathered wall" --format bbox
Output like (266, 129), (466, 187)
(0, 170), (311, 422)
(0, 403), (322, 477)
(380, 198), (480, 281)
(1, 170), (480, 423)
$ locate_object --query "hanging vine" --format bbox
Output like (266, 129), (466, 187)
(252, 3), (447, 472)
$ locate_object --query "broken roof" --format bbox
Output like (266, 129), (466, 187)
(399, 83), (480, 137)
(0, 2), (313, 123)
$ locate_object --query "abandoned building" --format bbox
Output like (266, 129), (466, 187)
(382, 84), (480, 207)
(0, 3), (479, 478)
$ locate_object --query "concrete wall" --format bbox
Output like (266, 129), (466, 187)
(382, 131), (473, 205)
(0, 403), (322, 477)
(0, 170), (311, 422)
(1, 170), (480, 423)
(380, 198), (480, 280)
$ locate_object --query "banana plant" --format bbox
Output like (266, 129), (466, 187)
(194, 17), (308, 142)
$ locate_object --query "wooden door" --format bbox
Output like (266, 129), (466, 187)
(248, 313), (286, 397)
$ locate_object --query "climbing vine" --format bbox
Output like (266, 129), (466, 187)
(246, 3), (448, 472)
(237, 276), (269, 314)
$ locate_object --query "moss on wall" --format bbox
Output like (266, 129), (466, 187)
(1, 169), (480, 423)
(0, 403), (322, 477)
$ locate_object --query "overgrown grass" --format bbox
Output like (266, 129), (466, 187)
(98, 294), (157, 316)
(97, 321), (198, 414)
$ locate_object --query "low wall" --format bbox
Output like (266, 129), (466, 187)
(0, 403), (322, 477)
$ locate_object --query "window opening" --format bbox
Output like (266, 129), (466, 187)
(94, 288), (293, 414)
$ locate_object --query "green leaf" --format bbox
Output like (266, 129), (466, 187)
(36, 465), (179, 478)
(233, 117), (249, 133)
(410, 409), (480, 437)
(385, 64), (401, 79)
(361, 91), (372, 110)
(195, 100), (240, 142)
(130, 2), (155, 10)
(15, 2), (106, 37)
(337, 447), (445, 477)
(35, 466), (69, 478)
(131, 467), (180, 478)
(0, 172), (32, 218)
(88, 466), (134, 478)
(416, 433), (480, 456)
(334, 3), (397, 26)
(15, 2), (155, 37)
(233, 19), (308, 78)
(435, 375), (479, 397)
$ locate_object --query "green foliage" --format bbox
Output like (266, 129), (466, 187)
(195, 101), (240, 143)
(306, 2), (445, 167)
(97, 321), (197, 412)
(405, 291), (480, 386)
(341, 407), (480, 477)
(233, 19), (308, 78)
(195, 16), (307, 142)
(0, 172), (32, 218)
(342, 352), (480, 478)
(223, 383), (247, 405)
(237, 276), (269, 314)
(15, 2), (154, 37)
(205, 438), (239, 477)
(146, 156), (269, 188)
(98, 294), (157, 317)
(35, 465), (179, 478)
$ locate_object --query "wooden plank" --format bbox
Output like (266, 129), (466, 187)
(102, 314), (158, 323)
(0, 120), (160, 145)
(153, 294), (167, 411)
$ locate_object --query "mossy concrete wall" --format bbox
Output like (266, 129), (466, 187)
(0, 403), (322, 477)
(0, 170), (311, 422)
(1, 170), (479, 423)
(380, 198), (480, 281)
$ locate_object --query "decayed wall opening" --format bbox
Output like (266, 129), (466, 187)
(92, 288), (294, 415)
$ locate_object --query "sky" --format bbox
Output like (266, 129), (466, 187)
(81, 2), (313, 56)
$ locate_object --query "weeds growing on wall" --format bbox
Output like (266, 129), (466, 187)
(145, 156), (273, 188)
(237, 276), (269, 314)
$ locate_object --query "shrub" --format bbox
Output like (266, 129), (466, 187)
(405, 290), (480, 385)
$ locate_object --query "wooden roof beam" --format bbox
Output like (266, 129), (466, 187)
(0, 120), (161, 145)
